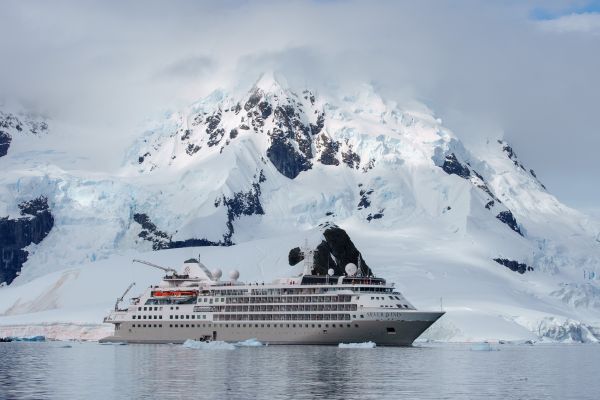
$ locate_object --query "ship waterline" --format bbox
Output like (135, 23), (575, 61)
(100, 258), (444, 346)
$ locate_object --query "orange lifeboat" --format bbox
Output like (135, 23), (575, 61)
(151, 290), (198, 298)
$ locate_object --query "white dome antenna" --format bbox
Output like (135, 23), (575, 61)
(327, 268), (335, 276)
(211, 268), (222, 280)
(345, 263), (358, 276)
(229, 270), (240, 282)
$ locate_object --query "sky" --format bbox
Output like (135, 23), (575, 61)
(0, 0), (599, 211)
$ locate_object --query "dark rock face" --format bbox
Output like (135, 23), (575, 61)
(288, 225), (373, 277)
(0, 131), (11, 157)
(288, 247), (304, 266)
(133, 213), (221, 250)
(342, 148), (361, 169)
(442, 153), (471, 179)
(357, 189), (374, 210)
(0, 197), (54, 285)
(221, 180), (265, 245)
(266, 139), (312, 179)
(317, 134), (340, 166)
(496, 211), (523, 236)
(366, 211), (384, 222)
(205, 111), (225, 147)
(493, 258), (533, 274)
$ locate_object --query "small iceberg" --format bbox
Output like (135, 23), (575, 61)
(183, 339), (236, 350)
(470, 342), (498, 351)
(338, 341), (376, 349)
(8, 335), (46, 342)
(234, 338), (265, 347)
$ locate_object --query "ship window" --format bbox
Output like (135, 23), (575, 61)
(154, 307), (158, 311)
(143, 324), (147, 327)
(332, 324), (336, 328)
(132, 315), (136, 319)
(138, 307), (141, 311)
(186, 315), (189, 319)
(176, 306), (179, 310)
(181, 315), (184, 319)
(153, 315), (157, 319)
(185, 324), (189, 328)
(175, 315), (179, 319)
(159, 324), (162, 328)
(169, 324), (172, 328)
(318, 324), (322, 328)
(312, 324), (315, 328)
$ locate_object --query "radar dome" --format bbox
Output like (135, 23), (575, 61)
(229, 270), (240, 281)
(327, 268), (335, 276)
(211, 268), (223, 280)
(345, 263), (358, 276)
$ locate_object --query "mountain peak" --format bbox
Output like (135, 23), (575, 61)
(252, 71), (288, 93)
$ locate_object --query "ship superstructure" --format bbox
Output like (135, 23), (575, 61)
(100, 256), (444, 346)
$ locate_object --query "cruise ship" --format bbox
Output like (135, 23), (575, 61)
(100, 255), (444, 346)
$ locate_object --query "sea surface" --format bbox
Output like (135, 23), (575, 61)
(1, 341), (599, 400)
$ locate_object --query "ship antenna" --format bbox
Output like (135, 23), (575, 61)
(357, 254), (363, 277)
(302, 239), (314, 276)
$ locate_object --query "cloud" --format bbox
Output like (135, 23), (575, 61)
(0, 0), (598, 209)
(537, 12), (600, 34)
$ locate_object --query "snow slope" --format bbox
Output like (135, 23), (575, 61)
(1, 73), (599, 342)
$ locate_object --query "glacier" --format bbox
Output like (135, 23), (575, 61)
(1, 73), (599, 343)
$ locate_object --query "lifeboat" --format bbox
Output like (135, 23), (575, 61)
(151, 290), (198, 298)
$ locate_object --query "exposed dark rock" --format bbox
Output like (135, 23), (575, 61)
(266, 138), (312, 179)
(317, 226), (373, 276)
(239, 124), (250, 130)
(357, 189), (374, 210)
(342, 148), (361, 169)
(0, 197), (54, 285)
(234, 103), (242, 114)
(138, 152), (150, 164)
(441, 153), (470, 179)
(325, 211), (334, 216)
(493, 258), (533, 274)
(485, 200), (495, 210)
(229, 129), (238, 139)
(205, 111), (224, 147)
(317, 134), (340, 166)
(186, 143), (200, 156)
(258, 101), (272, 119)
(221, 181), (265, 245)
(366, 210), (384, 222)
(496, 210), (523, 236)
(287, 226), (373, 276)
(180, 129), (191, 141)
(310, 112), (325, 136)
(0, 130), (11, 157)
(288, 247), (304, 266)
(133, 213), (221, 250)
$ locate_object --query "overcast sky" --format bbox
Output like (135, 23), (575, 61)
(0, 0), (599, 211)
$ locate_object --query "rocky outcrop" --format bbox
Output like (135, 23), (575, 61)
(133, 213), (221, 250)
(441, 153), (470, 178)
(0, 130), (11, 157)
(496, 211), (523, 236)
(493, 258), (533, 274)
(288, 225), (373, 276)
(0, 197), (54, 285)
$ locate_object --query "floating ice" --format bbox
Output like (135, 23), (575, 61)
(470, 342), (498, 351)
(338, 341), (376, 349)
(182, 339), (236, 350)
(8, 335), (46, 342)
(234, 338), (265, 347)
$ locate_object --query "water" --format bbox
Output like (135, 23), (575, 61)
(1, 341), (598, 399)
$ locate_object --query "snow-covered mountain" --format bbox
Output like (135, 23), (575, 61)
(1, 73), (599, 342)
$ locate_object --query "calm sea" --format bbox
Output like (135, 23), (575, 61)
(0, 341), (598, 399)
